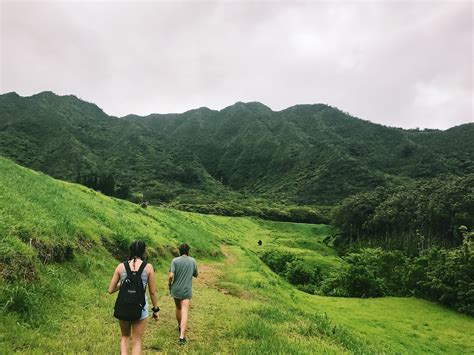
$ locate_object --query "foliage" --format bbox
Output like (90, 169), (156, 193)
(284, 258), (322, 287)
(260, 250), (322, 290)
(415, 246), (474, 315)
(319, 246), (474, 315)
(174, 202), (329, 224)
(77, 172), (130, 199)
(331, 174), (474, 251)
(319, 248), (408, 298)
(1, 91), (472, 213)
(260, 250), (296, 274)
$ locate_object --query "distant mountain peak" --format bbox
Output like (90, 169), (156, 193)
(35, 90), (57, 96)
(222, 101), (273, 114)
(1, 91), (20, 97)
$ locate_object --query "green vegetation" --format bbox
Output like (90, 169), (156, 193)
(331, 174), (474, 250)
(327, 175), (474, 315)
(1, 157), (473, 353)
(1, 91), (472, 214)
(319, 247), (474, 315)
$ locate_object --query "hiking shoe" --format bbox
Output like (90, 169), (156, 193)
(178, 338), (187, 346)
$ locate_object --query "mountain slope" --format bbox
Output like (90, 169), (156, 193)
(0, 91), (472, 206)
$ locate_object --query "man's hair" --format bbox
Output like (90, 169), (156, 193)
(179, 243), (190, 256)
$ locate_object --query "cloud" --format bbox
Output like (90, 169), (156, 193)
(1, 0), (472, 129)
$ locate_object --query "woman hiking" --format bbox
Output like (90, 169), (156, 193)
(108, 240), (160, 355)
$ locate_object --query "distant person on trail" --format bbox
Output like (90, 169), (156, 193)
(108, 240), (160, 355)
(168, 243), (198, 346)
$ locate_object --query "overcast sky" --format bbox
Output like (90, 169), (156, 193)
(1, 0), (472, 129)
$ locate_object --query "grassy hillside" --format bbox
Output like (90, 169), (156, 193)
(1, 157), (473, 353)
(1, 91), (472, 208)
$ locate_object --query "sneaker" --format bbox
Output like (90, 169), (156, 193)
(178, 338), (187, 346)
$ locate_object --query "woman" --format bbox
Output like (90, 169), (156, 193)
(108, 240), (160, 355)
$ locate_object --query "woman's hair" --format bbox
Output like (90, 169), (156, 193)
(129, 240), (146, 260)
(179, 243), (190, 256)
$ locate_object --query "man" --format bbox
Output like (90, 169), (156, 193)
(168, 243), (198, 345)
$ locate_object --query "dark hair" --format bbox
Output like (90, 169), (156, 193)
(179, 243), (190, 256)
(129, 240), (146, 260)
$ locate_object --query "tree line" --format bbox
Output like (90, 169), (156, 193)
(76, 172), (130, 199)
(330, 174), (474, 253)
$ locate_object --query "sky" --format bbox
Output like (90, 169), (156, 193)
(1, 0), (472, 130)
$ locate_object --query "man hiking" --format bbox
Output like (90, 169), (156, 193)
(168, 243), (198, 345)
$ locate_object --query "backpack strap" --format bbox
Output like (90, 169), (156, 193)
(123, 261), (148, 277)
(123, 261), (132, 278)
(137, 261), (147, 277)
(136, 261), (148, 294)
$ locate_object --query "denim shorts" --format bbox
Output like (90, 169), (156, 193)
(139, 301), (149, 320)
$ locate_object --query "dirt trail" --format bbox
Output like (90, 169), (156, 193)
(196, 264), (218, 287)
(195, 244), (240, 297)
(221, 244), (236, 264)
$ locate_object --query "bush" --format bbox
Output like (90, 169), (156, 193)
(414, 247), (474, 315)
(260, 250), (323, 293)
(285, 258), (322, 286)
(319, 246), (474, 315)
(260, 250), (296, 274)
(320, 248), (408, 298)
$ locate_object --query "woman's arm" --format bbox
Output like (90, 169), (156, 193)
(168, 272), (174, 291)
(108, 264), (122, 294)
(147, 264), (159, 319)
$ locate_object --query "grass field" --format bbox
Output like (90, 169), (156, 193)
(1, 156), (473, 354)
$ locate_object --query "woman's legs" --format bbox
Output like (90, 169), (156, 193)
(131, 319), (148, 355)
(119, 320), (132, 355)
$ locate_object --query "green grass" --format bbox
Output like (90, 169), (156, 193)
(1, 156), (473, 354)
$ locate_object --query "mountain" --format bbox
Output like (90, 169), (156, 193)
(0, 91), (472, 206)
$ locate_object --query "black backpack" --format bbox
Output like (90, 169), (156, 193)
(114, 261), (147, 321)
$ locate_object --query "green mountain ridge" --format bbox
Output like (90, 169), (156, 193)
(1, 91), (472, 207)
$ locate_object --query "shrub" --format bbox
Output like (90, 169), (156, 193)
(260, 250), (296, 274)
(415, 247), (474, 315)
(319, 245), (474, 315)
(319, 248), (406, 298)
(285, 258), (322, 286)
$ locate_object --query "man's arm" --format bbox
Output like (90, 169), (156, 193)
(168, 259), (176, 291)
(193, 261), (198, 278)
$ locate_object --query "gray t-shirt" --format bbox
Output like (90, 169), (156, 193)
(169, 255), (198, 299)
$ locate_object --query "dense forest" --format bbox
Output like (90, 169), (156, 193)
(331, 174), (474, 251)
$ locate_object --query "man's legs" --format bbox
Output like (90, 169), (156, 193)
(174, 298), (190, 340)
(179, 299), (190, 339)
(174, 298), (182, 329)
